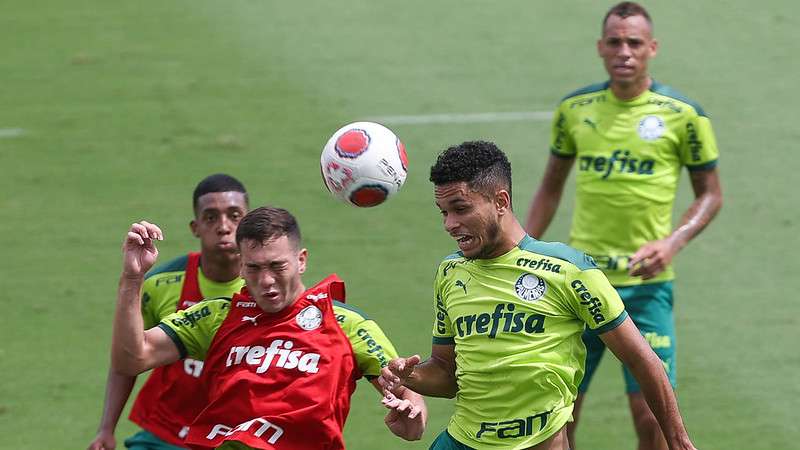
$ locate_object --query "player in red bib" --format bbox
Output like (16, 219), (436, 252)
(89, 174), (249, 450)
(110, 207), (427, 449)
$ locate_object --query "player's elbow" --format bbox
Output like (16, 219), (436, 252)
(111, 350), (151, 376)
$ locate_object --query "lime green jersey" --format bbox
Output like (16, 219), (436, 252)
(432, 235), (627, 449)
(159, 298), (398, 378)
(550, 81), (719, 286)
(141, 254), (245, 328)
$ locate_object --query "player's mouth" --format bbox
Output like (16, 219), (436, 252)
(217, 241), (236, 250)
(260, 291), (280, 302)
(612, 64), (635, 75)
(454, 234), (476, 251)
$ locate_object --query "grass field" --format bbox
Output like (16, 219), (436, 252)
(1, 1), (798, 448)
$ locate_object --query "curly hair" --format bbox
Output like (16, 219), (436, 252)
(429, 140), (513, 205)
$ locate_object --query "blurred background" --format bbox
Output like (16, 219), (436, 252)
(0, 1), (797, 448)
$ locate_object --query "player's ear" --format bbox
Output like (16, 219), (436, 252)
(190, 219), (199, 237)
(495, 189), (512, 214)
(297, 248), (308, 274)
(649, 38), (658, 58)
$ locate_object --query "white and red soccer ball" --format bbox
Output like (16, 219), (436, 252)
(320, 121), (408, 207)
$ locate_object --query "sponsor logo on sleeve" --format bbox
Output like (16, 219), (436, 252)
(171, 306), (211, 328)
(356, 328), (390, 368)
(570, 280), (606, 324)
(435, 294), (448, 334)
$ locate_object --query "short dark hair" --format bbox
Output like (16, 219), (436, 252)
(236, 206), (302, 248)
(192, 173), (249, 212)
(429, 140), (513, 205)
(603, 2), (652, 30)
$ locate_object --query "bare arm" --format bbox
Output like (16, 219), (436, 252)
(87, 370), (137, 450)
(379, 344), (458, 398)
(525, 154), (575, 239)
(600, 318), (697, 450)
(630, 168), (722, 279)
(110, 222), (181, 376)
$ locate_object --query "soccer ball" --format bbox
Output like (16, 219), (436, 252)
(320, 121), (408, 207)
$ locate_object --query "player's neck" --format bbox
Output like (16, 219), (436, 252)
(609, 76), (652, 101)
(199, 251), (241, 283)
(484, 220), (527, 259)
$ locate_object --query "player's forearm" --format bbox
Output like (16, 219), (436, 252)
(404, 356), (458, 398)
(525, 187), (562, 239)
(96, 368), (137, 432)
(111, 276), (149, 375)
(669, 170), (722, 251)
(669, 193), (722, 252)
(627, 351), (693, 449)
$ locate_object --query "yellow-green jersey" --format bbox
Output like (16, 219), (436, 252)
(142, 254), (245, 329)
(551, 81), (720, 286)
(159, 298), (397, 378)
(432, 235), (627, 449)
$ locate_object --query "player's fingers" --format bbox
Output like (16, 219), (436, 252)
(629, 247), (654, 267)
(125, 231), (145, 246)
(140, 221), (164, 241)
(393, 399), (412, 413)
(406, 354), (422, 367)
(407, 405), (420, 419)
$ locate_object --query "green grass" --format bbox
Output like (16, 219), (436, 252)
(1, 1), (797, 448)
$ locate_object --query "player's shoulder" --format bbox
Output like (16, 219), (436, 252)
(517, 235), (598, 272)
(434, 251), (468, 278)
(165, 297), (232, 326)
(649, 81), (708, 117)
(559, 81), (610, 103)
(145, 254), (190, 281)
(333, 300), (372, 324)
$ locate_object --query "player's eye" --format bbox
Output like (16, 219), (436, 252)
(628, 39), (643, 48)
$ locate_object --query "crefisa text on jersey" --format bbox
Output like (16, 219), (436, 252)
(516, 257), (561, 273)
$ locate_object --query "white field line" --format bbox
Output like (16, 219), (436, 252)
(368, 111), (552, 125)
(0, 128), (25, 138)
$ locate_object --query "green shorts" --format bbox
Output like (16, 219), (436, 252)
(124, 430), (186, 450)
(429, 430), (475, 450)
(579, 281), (676, 394)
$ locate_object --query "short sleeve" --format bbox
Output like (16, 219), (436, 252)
(550, 103), (576, 158)
(334, 302), (398, 378)
(680, 112), (719, 171)
(565, 268), (627, 334)
(432, 266), (455, 345)
(140, 282), (158, 330)
(158, 299), (230, 360)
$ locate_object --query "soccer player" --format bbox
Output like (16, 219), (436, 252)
(525, 3), (722, 449)
(379, 141), (697, 450)
(89, 174), (249, 450)
(111, 206), (426, 449)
